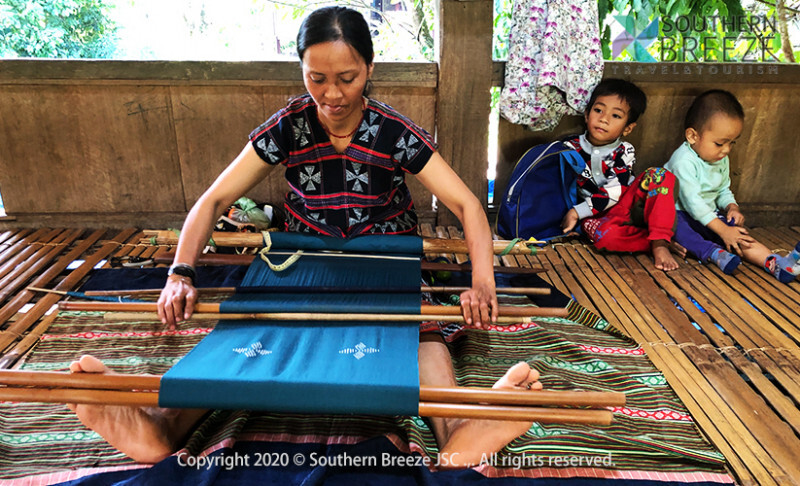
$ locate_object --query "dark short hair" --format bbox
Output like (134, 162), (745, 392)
(684, 89), (744, 132)
(586, 78), (647, 124)
(297, 7), (374, 66)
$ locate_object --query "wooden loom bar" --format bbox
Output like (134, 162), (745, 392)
(0, 371), (620, 425)
(418, 403), (612, 425)
(140, 230), (543, 256)
(58, 301), (569, 319)
(0, 387), (612, 425)
(0, 370), (624, 407)
(50, 285), (551, 297)
(99, 312), (534, 324)
(420, 386), (624, 408)
(153, 251), (547, 275)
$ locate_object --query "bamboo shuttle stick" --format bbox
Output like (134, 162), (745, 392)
(141, 230), (543, 256)
(0, 370), (624, 408)
(59, 301), (567, 319)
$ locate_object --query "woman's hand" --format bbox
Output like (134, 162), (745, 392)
(157, 275), (198, 330)
(459, 279), (498, 329)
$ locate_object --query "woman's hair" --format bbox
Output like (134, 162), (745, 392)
(684, 89), (744, 132)
(297, 7), (374, 65)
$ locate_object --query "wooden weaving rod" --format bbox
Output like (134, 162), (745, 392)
(58, 301), (569, 319)
(31, 285), (551, 297)
(0, 370), (622, 425)
(141, 231), (543, 256)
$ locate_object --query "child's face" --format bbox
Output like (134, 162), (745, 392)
(584, 95), (636, 146)
(686, 113), (743, 163)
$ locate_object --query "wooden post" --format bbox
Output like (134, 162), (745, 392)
(436, 0), (494, 226)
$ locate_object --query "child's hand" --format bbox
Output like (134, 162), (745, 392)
(726, 206), (745, 226)
(561, 208), (580, 233)
(719, 225), (754, 255)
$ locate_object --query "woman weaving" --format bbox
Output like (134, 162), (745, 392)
(69, 7), (542, 468)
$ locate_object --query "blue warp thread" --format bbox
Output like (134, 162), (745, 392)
(160, 234), (422, 415)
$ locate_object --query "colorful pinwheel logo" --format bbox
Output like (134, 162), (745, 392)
(613, 16), (660, 62)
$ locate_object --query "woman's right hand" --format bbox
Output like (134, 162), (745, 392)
(157, 275), (198, 330)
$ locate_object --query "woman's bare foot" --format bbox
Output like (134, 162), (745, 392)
(437, 362), (542, 469)
(68, 355), (205, 463)
(652, 239), (679, 271)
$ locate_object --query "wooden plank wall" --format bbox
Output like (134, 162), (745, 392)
(494, 62), (800, 226)
(435, 0), (493, 226)
(0, 61), (437, 229)
(3, 57), (800, 229)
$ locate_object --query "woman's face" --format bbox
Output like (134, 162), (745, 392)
(302, 40), (373, 127)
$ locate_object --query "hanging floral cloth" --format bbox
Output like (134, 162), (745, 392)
(499, 0), (604, 131)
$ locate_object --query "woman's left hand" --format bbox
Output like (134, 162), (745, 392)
(459, 280), (498, 329)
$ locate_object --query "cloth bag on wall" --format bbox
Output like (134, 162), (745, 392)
(499, 0), (604, 131)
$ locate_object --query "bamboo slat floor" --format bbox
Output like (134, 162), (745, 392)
(515, 225), (800, 486)
(0, 225), (799, 484)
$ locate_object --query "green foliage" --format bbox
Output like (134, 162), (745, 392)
(493, 0), (513, 60)
(0, 0), (117, 58)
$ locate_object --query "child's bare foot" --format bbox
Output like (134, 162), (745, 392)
(438, 362), (542, 468)
(652, 240), (679, 271)
(68, 355), (205, 463)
